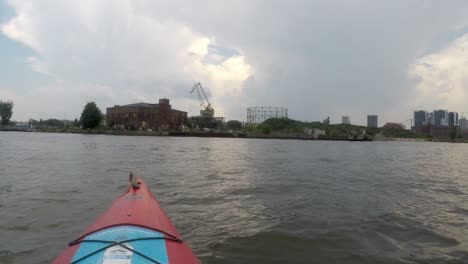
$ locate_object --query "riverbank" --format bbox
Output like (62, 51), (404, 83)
(4, 127), (249, 138)
(0, 128), (409, 142)
(0, 127), (33, 132)
(19, 128), (371, 141)
(2, 127), (467, 143)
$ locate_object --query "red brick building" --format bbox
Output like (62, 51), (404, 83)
(106, 99), (187, 131)
(414, 125), (460, 139)
(382, 123), (405, 129)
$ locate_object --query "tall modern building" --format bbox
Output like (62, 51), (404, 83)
(460, 116), (468, 130)
(427, 112), (435, 125)
(367, 115), (378, 128)
(448, 112), (459, 127)
(414, 110), (428, 127)
(342, 116), (350, 125)
(433, 110), (448, 126)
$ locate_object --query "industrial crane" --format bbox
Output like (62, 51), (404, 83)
(190, 82), (214, 117)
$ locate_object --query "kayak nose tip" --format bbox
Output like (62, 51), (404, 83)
(129, 172), (140, 189)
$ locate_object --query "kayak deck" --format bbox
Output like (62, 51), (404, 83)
(70, 225), (170, 263)
(53, 178), (200, 264)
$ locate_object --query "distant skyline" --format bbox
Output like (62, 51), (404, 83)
(1, 1), (468, 126)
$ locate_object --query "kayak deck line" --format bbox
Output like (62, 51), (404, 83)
(53, 176), (200, 264)
(69, 223), (183, 246)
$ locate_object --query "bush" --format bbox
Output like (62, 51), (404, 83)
(260, 124), (272, 134)
(381, 128), (418, 138)
(226, 120), (243, 131)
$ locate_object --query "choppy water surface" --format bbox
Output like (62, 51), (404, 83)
(1, 132), (468, 263)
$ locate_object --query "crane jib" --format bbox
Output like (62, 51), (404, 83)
(190, 82), (215, 117)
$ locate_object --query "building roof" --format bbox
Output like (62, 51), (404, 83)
(170, 109), (187, 113)
(109, 102), (158, 108)
(107, 100), (187, 114)
(382, 122), (405, 129)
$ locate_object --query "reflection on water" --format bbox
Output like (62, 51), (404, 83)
(1, 132), (468, 263)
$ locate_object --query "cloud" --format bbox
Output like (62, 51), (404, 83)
(1, 0), (252, 120)
(409, 33), (468, 114)
(156, 1), (468, 124)
(26, 56), (53, 76)
(1, 4), (42, 51)
(2, 0), (468, 123)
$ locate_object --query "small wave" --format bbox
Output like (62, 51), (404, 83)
(0, 184), (13, 192)
(8, 223), (33, 231)
(448, 206), (468, 215)
(368, 212), (460, 246)
(222, 170), (244, 175)
(28, 197), (70, 203)
(0, 250), (13, 256)
(318, 157), (336, 163)
(432, 186), (465, 195)
(46, 220), (67, 228)
(228, 187), (264, 196)
(204, 173), (220, 180)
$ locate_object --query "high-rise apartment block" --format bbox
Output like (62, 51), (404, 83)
(414, 109), (463, 129)
(433, 110), (448, 126)
(367, 115), (378, 128)
(460, 116), (468, 130)
(342, 116), (350, 125)
(448, 112), (459, 127)
(414, 110), (428, 127)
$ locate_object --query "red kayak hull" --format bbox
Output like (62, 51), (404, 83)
(53, 179), (200, 264)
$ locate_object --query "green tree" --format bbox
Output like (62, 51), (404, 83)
(323, 117), (330, 126)
(225, 120), (243, 130)
(80, 102), (102, 129)
(0, 100), (14, 126)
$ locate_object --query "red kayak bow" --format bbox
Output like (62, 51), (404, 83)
(53, 177), (200, 264)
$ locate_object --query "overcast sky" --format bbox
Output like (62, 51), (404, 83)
(1, 0), (468, 126)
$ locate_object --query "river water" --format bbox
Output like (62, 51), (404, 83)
(1, 132), (468, 263)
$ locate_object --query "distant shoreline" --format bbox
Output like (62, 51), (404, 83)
(2, 128), (467, 143)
